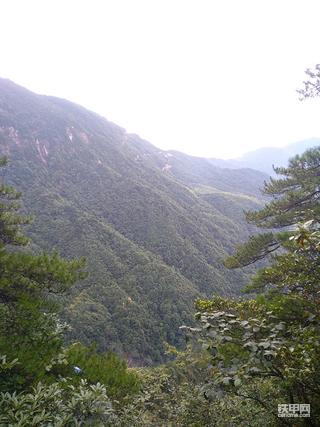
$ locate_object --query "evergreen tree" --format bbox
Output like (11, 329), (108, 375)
(224, 146), (320, 299)
(0, 157), (86, 391)
(181, 147), (320, 425)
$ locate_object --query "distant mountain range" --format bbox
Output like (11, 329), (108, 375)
(209, 138), (320, 175)
(0, 78), (296, 364)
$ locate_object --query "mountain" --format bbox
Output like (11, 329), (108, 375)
(0, 78), (268, 364)
(208, 138), (320, 175)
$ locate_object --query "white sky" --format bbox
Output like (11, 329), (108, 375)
(1, 0), (320, 159)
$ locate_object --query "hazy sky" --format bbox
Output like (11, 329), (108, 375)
(1, 0), (320, 158)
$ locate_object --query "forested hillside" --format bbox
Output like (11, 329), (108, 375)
(0, 78), (267, 363)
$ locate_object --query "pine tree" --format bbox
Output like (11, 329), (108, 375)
(0, 157), (86, 391)
(224, 146), (320, 301)
(182, 147), (320, 425)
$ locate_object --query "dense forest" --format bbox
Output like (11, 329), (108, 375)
(1, 67), (320, 425)
(2, 143), (320, 426)
(0, 78), (268, 364)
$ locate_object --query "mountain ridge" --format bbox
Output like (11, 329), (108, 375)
(208, 138), (320, 175)
(0, 78), (267, 363)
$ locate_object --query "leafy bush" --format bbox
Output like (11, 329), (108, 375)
(65, 343), (140, 400)
(0, 379), (116, 426)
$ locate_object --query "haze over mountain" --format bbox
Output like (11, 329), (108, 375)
(209, 138), (320, 175)
(0, 78), (268, 364)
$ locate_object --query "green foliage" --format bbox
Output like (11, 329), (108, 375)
(0, 160), (138, 424)
(246, 224), (320, 297)
(245, 147), (320, 228)
(0, 311), (70, 392)
(0, 78), (267, 362)
(0, 379), (116, 426)
(0, 251), (84, 392)
(0, 156), (31, 247)
(0, 158), (86, 391)
(113, 353), (276, 426)
(182, 293), (320, 424)
(65, 343), (140, 400)
(223, 233), (280, 268)
(181, 146), (320, 425)
(224, 147), (320, 292)
(0, 249), (86, 305)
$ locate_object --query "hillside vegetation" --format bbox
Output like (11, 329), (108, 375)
(1, 71), (320, 425)
(0, 78), (267, 363)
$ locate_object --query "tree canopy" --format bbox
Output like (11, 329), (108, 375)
(224, 146), (320, 276)
(181, 144), (320, 425)
(0, 157), (138, 425)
